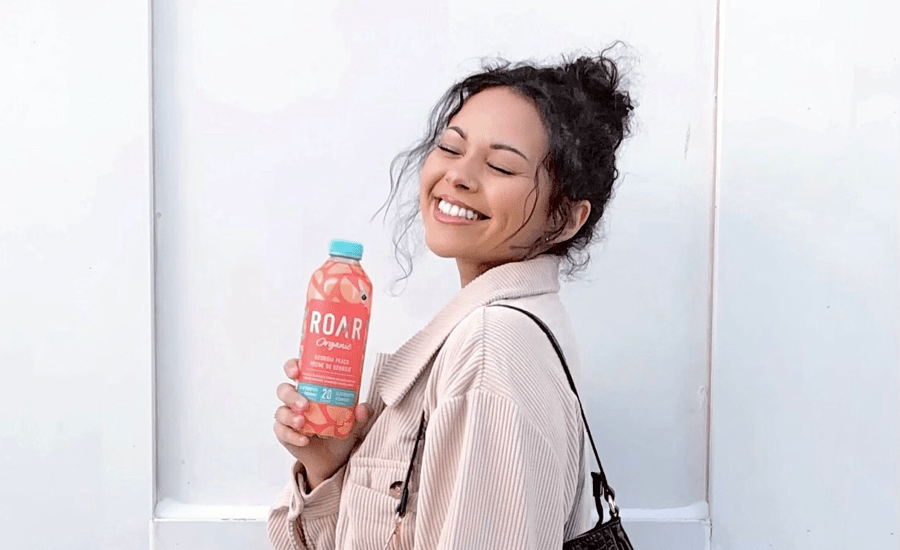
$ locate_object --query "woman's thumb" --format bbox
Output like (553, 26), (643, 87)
(357, 402), (372, 419)
(352, 403), (373, 435)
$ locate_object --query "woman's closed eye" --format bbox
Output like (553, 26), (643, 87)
(438, 143), (516, 175)
(488, 164), (515, 176)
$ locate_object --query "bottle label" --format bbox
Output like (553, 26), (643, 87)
(298, 299), (369, 405)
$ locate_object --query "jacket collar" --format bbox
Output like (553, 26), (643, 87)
(377, 255), (561, 407)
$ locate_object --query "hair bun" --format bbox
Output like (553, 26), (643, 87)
(563, 54), (634, 122)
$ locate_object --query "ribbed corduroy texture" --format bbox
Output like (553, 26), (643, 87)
(269, 256), (588, 549)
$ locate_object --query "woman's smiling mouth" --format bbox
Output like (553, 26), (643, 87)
(434, 195), (489, 222)
(432, 199), (489, 225)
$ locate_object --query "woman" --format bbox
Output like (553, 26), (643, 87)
(269, 53), (633, 549)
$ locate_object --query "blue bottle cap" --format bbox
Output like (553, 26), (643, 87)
(329, 239), (363, 260)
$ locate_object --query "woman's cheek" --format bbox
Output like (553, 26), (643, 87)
(419, 162), (439, 198)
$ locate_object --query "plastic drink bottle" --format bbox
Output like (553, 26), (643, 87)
(296, 239), (372, 438)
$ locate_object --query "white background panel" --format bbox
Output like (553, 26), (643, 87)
(152, 0), (716, 519)
(0, 1), (152, 549)
(710, 0), (899, 548)
(4, 0), (896, 548)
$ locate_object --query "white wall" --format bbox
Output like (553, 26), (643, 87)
(710, 0), (900, 548)
(151, 1), (716, 547)
(0, 1), (153, 550)
(2, 1), (897, 549)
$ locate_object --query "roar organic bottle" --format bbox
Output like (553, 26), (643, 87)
(296, 239), (372, 438)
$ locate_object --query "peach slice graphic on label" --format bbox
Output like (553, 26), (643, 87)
(304, 404), (326, 425)
(319, 425), (336, 438)
(328, 405), (353, 423)
(340, 277), (360, 302)
(328, 262), (353, 275)
(335, 424), (352, 437)
(322, 277), (337, 296)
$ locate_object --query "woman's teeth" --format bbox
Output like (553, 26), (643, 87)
(438, 199), (481, 221)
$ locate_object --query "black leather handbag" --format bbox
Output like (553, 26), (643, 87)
(387, 305), (636, 550)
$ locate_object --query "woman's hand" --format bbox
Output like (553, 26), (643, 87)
(274, 359), (373, 490)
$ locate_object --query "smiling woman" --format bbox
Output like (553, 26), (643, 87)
(269, 51), (634, 550)
(386, 54), (634, 286)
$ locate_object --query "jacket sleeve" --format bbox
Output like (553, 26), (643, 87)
(414, 389), (570, 549)
(267, 461), (346, 550)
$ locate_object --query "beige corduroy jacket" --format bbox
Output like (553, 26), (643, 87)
(268, 256), (588, 549)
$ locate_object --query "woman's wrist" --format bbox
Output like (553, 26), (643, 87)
(304, 469), (322, 493)
(304, 464), (341, 492)
(295, 463), (310, 494)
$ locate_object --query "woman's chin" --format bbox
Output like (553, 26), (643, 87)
(423, 234), (467, 259)
(424, 241), (460, 259)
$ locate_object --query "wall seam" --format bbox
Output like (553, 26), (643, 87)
(705, 0), (725, 546)
(148, 0), (160, 527)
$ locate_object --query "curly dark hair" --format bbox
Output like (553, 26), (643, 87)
(381, 46), (635, 281)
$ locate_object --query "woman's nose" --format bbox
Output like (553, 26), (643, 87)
(447, 174), (472, 191)
(444, 162), (478, 191)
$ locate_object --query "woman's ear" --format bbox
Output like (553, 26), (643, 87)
(556, 200), (591, 243)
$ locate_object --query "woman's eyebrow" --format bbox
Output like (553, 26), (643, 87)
(447, 126), (530, 162)
(490, 143), (529, 162)
(448, 126), (467, 140)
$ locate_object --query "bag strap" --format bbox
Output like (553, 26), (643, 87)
(492, 304), (620, 521)
(395, 412), (427, 519)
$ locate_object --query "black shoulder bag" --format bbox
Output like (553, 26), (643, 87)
(387, 304), (635, 550)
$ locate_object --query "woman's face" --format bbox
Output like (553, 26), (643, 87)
(419, 86), (554, 285)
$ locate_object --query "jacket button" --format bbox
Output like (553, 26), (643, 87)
(389, 481), (403, 499)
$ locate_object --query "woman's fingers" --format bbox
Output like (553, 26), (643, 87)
(283, 358), (300, 380)
(274, 362), (312, 456)
(280, 360), (307, 414)
(274, 406), (309, 447)
(276, 382), (307, 412)
(275, 405), (306, 431)
(274, 419), (309, 448)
